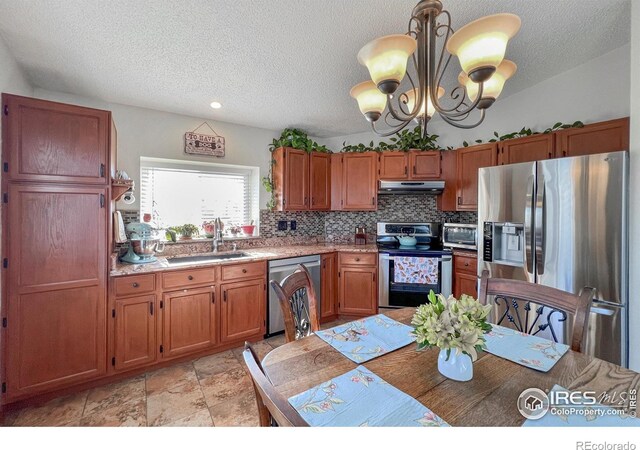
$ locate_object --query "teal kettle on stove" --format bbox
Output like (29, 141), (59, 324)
(120, 222), (164, 264)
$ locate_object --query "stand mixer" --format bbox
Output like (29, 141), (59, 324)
(120, 222), (164, 264)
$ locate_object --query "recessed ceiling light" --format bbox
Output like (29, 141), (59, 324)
(210, 101), (222, 109)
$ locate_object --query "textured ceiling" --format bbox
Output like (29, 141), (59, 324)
(0, 0), (631, 137)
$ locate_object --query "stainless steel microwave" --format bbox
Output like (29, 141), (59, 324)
(443, 223), (477, 250)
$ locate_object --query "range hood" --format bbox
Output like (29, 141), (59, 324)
(378, 180), (445, 195)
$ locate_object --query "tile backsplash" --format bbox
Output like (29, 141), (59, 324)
(118, 194), (477, 246)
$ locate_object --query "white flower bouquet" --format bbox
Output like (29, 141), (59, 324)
(411, 290), (493, 361)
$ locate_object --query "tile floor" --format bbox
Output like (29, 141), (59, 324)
(3, 334), (288, 427)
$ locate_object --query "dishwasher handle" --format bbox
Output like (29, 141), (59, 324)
(268, 261), (321, 274)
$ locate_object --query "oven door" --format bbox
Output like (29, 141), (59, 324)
(378, 252), (452, 309)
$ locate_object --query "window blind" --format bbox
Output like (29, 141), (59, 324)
(140, 158), (254, 230)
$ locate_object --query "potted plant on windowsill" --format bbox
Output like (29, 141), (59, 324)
(172, 224), (199, 240)
(412, 291), (492, 382)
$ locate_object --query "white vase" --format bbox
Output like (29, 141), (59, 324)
(437, 349), (473, 381)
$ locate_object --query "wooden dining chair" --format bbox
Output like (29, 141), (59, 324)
(242, 342), (308, 427)
(478, 270), (596, 353)
(269, 264), (320, 343)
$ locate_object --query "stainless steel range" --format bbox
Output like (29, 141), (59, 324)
(377, 222), (452, 310)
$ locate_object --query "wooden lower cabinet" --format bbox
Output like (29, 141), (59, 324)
(6, 286), (106, 400)
(221, 279), (266, 343)
(453, 252), (478, 298)
(338, 263), (378, 317)
(162, 286), (217, 359)
(320, 253), (338, 322)
(114, 295), (157, 371)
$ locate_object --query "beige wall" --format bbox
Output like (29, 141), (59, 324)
(31, 89), (281, 212)
(628, 3), (640, 372)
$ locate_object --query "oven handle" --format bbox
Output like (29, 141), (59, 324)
(383, 254), (452, 263)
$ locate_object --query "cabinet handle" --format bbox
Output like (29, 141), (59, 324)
(224, 291), (228, 302)
(464, 262), (469, 267)
(355, 257), (360, 262)
(212, 291), (215, 304)
(404, 166), (408, 175)
(457, 197), (462, 205)
(311, 197), (315, 205)
(371, 197), (375, 205)
(413, 166), (417, 175)
(150, 302), (154, 315)
(242, 268), (247, 273)
(188, 275), (194, 280)
(132, 282), (139, 288)
(100, 163), (105, 177)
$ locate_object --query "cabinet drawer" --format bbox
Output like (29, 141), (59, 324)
(454, 255), (477, 274)
(339, 252), (377, 266)
(162, 267), (217, 290)
(221, 261), (266, 281)
(114, 274), (156, 297)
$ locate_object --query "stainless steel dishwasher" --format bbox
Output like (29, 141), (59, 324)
(267, 255), (321, 337)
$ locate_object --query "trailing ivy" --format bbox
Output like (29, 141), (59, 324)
(462, 121), (584, 147)
(341, 126), (440, 153)
(268, 128), (331, 153)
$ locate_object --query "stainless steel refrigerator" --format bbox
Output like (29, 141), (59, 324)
(478, 151), (629, 366)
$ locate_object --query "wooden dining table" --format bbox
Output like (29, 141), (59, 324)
(262, 308), (640, 426)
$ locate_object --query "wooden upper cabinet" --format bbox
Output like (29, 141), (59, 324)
(437, 150), (457, 212)
(162, 286), (217, 359)
(330, 153), (343, 210)
(220, 279), (266, 343)
(410, 150), (441, 179)
(456, 143), (498, 211)
(114, 294), (157, 371)
(309, 152), (331, 210)
(271, 147), (308, 211)
(498, 134), (554, 165)
(555, 117), (629, 158)
(379, 152), (408, 180)
(341, 153), (377, 211)
(2, 94), (111, 184)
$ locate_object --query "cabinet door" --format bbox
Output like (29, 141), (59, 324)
(456, 143), (498, 211)
(309, 152), (331, 210)
(114, 295), (157, 371)
(162, 286), (217, 359)
(555, 118), (629, 158)
(284, 148), (309, 210)
(454, 272), (478, 299)
(338, 266), (377, 316)
(437, 150), (457, 211)
(320, 253), (338, 322)
(330, 153), (343, 210)
(221, 279), (266, 343)
(410, 151), (441, 179)
(379, 152), (408, 180)
(6, 184), (107, 400)
(499, 134), (554, 165)
(342, 153), (377, 211)
(2, 94), (110, 184)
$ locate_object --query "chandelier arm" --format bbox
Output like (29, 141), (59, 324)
(371, 117), (413, 137)
(439, 108), (487, 129)
(387, 94), (419, 122)
(433, 10), (453, 86)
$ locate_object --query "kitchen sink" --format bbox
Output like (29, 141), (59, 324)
(167, 253), (250, 265)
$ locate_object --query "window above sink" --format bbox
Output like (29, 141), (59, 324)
(139, 157), (260, 238)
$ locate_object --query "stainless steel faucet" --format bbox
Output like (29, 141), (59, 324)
(212, 217), (224, 252)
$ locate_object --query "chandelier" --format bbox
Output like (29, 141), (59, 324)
(350, 0), (521, 137)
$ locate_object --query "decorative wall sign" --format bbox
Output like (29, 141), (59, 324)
(185, 122), (225, 157)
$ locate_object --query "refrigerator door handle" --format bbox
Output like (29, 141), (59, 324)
(535, 173), (545, 276)
(524, 174), (535, 276)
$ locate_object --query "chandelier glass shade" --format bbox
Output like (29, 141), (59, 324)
(350, 0), (521, 137)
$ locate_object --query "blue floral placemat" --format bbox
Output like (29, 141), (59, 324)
(484, 324), (570, 372)
(315, 314), (415, 363)
(289, 365), (448, 427)
(523, 385), (640, 427)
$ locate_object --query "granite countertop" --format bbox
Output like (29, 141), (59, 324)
(110, 243), (379, 277)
